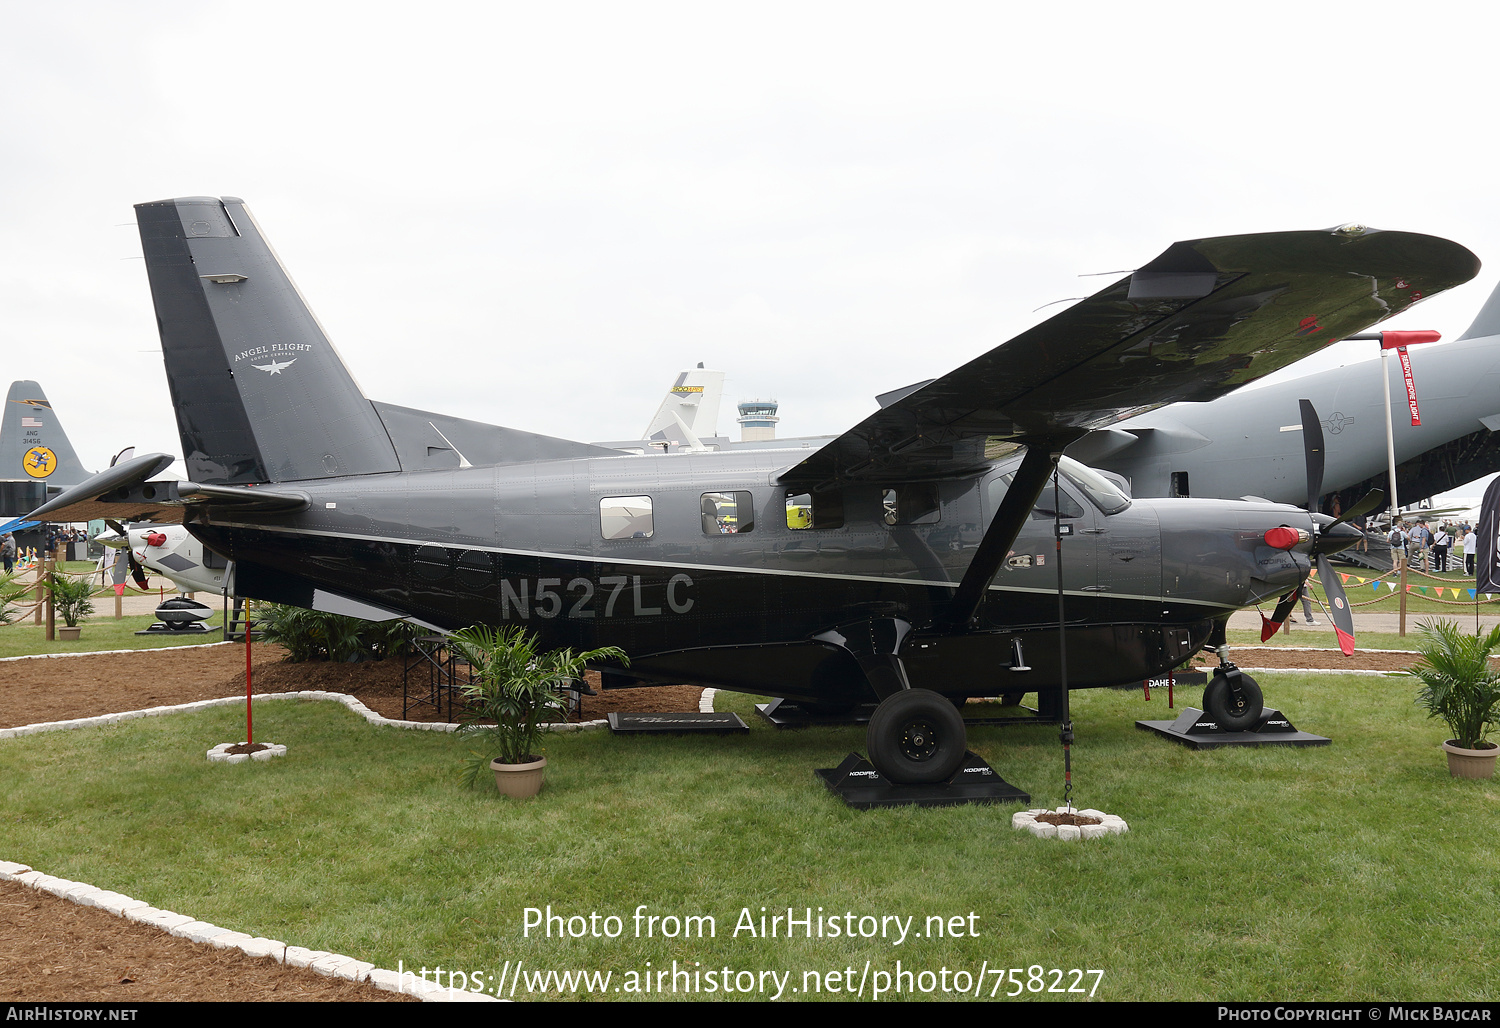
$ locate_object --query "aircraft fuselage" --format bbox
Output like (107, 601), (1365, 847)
(191, 447), (1315, 704)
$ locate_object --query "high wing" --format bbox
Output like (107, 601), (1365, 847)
(778, 226), (1479, 489)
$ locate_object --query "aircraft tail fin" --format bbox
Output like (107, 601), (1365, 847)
(2, 380), (93, 490)
(643, 366), (725, 448)
(134, 197), (400, 485)
(1457, 279), (1500, 341)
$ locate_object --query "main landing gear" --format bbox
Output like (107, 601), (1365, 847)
(814, 618), (971, 785)
(867, 689), (968, 784)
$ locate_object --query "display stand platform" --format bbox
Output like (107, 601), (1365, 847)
(1135, 706), (1329, 750)
(757, 695), (1059, 728)
(135, 622), (218, 635)
(815, 752), (1030, 809)
(608, 712), (749, 734)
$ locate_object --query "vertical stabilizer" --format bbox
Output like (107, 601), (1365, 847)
(643, 365), (725, 449)
(2, 380), (92, 488)
(1458, 279), (1500, 341)
(134, 197), (400, 485)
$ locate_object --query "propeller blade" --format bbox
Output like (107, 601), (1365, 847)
(1300, 398), (1325, 514)
(104, 518), (127, 537)
(1262, 586), (1302, 641)
(126, 550), (149, 591)
(1311, 489), (1386, 557)
(1316, 553), (1356, 656)
(1327, 489), (1384, 532)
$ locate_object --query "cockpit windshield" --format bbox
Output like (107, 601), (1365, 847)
(1059, 456), (1131, 515)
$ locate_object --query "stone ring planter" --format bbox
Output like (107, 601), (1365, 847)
(1012, 806), (1129, 840)
(208, 742), (287, 764)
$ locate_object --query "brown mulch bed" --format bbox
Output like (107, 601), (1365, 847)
(1, 642), (705, 1002)
(1, 642), (702, 730)
(0, 879), (413, 1002)
(1198, 646), (1420, 674)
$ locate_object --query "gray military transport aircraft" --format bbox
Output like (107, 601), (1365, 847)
(28, 198), (1480, 784)
(1073, 276), (1500, 512)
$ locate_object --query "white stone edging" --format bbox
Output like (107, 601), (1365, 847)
(1012, 807), (1130, 841)
(0, 859), (494, 1002)
(0, 688), (631, 741)
(0, 641), (233, 662)
(208, 741), (288, 763)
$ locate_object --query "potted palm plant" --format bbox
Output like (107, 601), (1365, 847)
(450, 625), (627, 798)
(43, 572), (96, 641)
(1408, 619), (1500, 779)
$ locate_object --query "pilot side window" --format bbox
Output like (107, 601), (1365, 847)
(786, 490), (843, 530)
(701, 491), (755, 535)
(989, 472), (1085, 520)
(881, 484), (940, 526)
(600, 495), (654, 540)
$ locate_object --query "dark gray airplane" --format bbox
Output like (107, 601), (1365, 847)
(1074, 278), (1500, 512)
(29, 198), (1480, 784)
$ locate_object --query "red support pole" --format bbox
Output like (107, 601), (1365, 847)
(245, 619), (253, 745)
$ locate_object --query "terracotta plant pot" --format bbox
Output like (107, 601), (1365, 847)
(1442, 740), (1498, 780)
(490, 757), (546, 798)
(58, 627), (81, 641)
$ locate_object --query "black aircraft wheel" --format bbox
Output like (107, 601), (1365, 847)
(1203, 672), (1264, 733)
(867, 689), (967, 784)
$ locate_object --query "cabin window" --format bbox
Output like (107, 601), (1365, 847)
(785, 490), (843, 530)
(600, 495), (654, 540)
(881, 484), (940, 526)
(701, 491), (755, 535)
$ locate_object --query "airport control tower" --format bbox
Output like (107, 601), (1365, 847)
(736, 399), (780, 442)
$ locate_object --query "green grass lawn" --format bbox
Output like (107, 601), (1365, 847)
(0, 615), (224, 658)
(2, 674), (1494, 1001)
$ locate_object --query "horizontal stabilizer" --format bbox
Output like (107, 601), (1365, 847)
(25, 451), (308, 525)
(372, 402), (619, 470)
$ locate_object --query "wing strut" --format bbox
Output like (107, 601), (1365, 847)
(943, 445), (1058, 629)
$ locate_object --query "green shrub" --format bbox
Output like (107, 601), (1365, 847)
(252, 602), (420, 663)
(1408, 618), (1500, 750)
(42, 573), (95, 628)
(449, 624), (627, 785)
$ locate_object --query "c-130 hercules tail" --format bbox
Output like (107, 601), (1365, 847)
(30, 198), (1480, 783)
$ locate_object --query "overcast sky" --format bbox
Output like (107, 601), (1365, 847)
(4, 1), (1498, 501)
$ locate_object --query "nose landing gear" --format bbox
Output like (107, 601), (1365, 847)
(1201, 643), (1265, 732)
